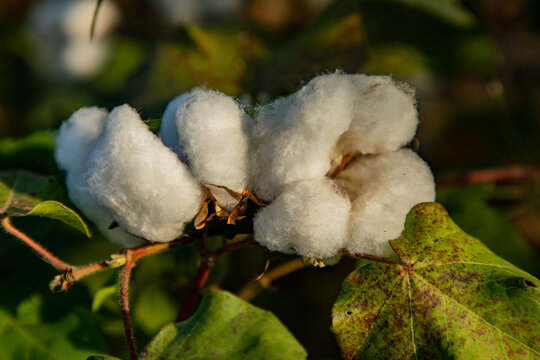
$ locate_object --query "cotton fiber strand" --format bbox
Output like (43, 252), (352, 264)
(55, 107), (143, 247)
(88, 104), (204, 242)
(161, 89), (251, 210)
(251, 74), (356, 201)
(336, 149), (435, 256)
(254, 178), (351, 259)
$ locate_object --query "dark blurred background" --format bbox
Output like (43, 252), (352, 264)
(0, 0), (539, 359)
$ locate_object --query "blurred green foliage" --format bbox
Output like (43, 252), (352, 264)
(0, 0), (539, 359)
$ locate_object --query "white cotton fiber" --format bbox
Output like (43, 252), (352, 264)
(336, 149), (435, 256)
(337, 75), (418, 155)
(160, 91), (195, 158)
(55, 107), (143, 247)
(251, 74), (357, 201)
(87, 104), (204, 242)
(55, 107), (108, 172)
(161, 89), (251, 210)
(254, 178), (351, 259)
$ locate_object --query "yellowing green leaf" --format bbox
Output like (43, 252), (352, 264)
(332, 202), (540, 360)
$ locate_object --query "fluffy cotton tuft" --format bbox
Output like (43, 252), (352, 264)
(254, 178), (351, 259)
(251, 74), (356, 201)
(160, 91), (195, 157)
(251, 73), (419, 201)
(336, 75), (418, 155)
(55, 107), (143, 247)
(160, 89), (251, 210)
(336, 149), (435, 256)
(87, 104), (204, 242)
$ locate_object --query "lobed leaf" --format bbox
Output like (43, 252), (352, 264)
(140, 291), (307, 360)
(332, 202), (540, 360)
(0, 170), (90, 236)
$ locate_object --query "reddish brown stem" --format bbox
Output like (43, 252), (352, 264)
(238, 258), (305, 301)
(209, 239), (258, 261)
(120, 251), (138, 360)
(176, 262), (211, 322)
(176, 239), (259, 321)
(339, 249), (398, 264)
(436, 165), (540, 187)
(2, 217), (71, 271)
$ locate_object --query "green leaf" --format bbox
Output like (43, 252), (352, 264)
(140, 291), (307, 360)
(332, 202), (540, 360)
(91, 285), (118, 313)
(0, 170), (90, 237)
(0, 307), (106, 360)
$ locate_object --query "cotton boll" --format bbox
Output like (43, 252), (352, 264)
(88, 104), (204, 242)
(60, 39), (109, 79)
(55, 107), (143, 247)
(171, 89), (251, 210)
(66, 172), (144, 247)
(251, 74), (357, 201)
(55, 107), (108, 172)
(160, 91), (195, 158)
(254, 178), (351, 259)
(62, 0), (119, 41)
(337, 76), (419, 155)
(336, 149), (435, 256)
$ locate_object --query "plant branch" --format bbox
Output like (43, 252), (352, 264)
(436, 165), (540, 187)
(238, 258), (305, 301)
(2, 217), (72, 271)
(120, 251), (138, 360)
(176, 238), (260, 321)
(176, 262), (210, 322)
(208, 239), (259, 261)
(50, 235), (199, 291)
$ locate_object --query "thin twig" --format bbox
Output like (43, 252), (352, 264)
(2, 217), (72, 271)
(238, 258), (305, 301)
(209, 239), (259, 260)
(436, 165), (540, 187)
(50, 235), (199, 291)
(120, 251), (138, 360)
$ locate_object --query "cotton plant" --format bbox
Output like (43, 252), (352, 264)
(54, 72), (434, 261)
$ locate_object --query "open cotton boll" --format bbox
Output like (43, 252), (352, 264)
(254, 178), (351, 259)
(88, 104), (205, 242)
(55, 107), (108, 172)
(66, 173), (144, 247)
(62, 0), (119, 41)
(336, 149), (435, 256)
(55, 107), (143, 247)
(160, 91), (195, 158)
(337, 76), (418, 155)
(172, 89), (251, 210)
(251, 74), (356, 201)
